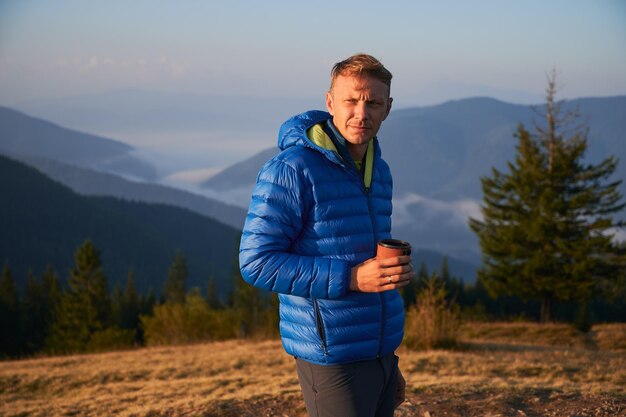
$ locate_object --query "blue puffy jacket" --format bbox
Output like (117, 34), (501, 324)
(239, 110), (404, 365)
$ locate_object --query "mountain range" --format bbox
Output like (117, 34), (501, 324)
(2, 95), (624, 286)
(203, 96), (626, 265)
(0, 154), (241, 297)
(0, 106), (157, 181)
(11, 153), (247, 230)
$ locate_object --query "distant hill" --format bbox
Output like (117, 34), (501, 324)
(13, 154), (247, 230)
(381, 96), (626, 200)
(0, 105), (248, 229)
(202, 148), (277, 191)
(4, 95), (623, 284)
(200, 96), (626, 274)
(0, 155), (240, 297)
(203, 96), (626, 202)
(0, 106), (157, 181)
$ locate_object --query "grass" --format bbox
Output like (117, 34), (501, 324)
(0, 323), (624, 417)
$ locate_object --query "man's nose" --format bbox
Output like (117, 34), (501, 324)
(354, 101), (368, 120)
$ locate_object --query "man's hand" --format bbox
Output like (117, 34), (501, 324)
(349, 255), (414, 292)
(395, 367), (406, 408)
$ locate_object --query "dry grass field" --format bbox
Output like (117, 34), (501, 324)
(1, 322), (625, 417)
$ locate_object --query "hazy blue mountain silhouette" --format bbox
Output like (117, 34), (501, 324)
(3, 95), (623, 284)
(202, 96), (626, 274)
(204, 96), (626, 201)
(0, 105), (157, 181)
(13, 154), (247, 230)
(202, 148), (277, 191)
(0, 154), (240, 297)
(381, 96), (626, 200)
(0, 106), (248, 229)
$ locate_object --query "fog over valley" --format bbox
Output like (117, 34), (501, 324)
(2, 92), (624, 283)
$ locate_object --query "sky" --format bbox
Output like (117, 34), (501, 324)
(1, 0), (625, 108)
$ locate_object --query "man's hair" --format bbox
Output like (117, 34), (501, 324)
(330, 53), (392, 90)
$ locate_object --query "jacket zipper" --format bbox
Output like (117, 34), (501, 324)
(367, 192), (385, 357)
(361, 163), (385, 358)
(329, 141), (386, 358)
(313, 299), (328, 356)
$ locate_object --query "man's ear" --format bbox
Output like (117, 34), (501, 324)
(383, 97), (393, 120)
(325, 91), (335, 116)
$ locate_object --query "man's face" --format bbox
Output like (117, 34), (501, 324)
(326, 74), (393, 146)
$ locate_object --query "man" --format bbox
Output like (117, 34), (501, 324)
(239, 54), (415, 417)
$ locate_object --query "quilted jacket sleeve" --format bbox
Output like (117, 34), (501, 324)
(239, 157), (350, 300)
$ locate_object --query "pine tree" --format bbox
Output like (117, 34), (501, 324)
(122, 270), (140, 331)
(399, 276), (417, 309)
(163, 252), (187, 304)
(440, 256), (463, 303)
(469, 73), (625, 322)
(263, 291), (280, 338)
(232, 264), (265, 338)
(137, 287), (156, 344)
(440, 256), (451, 286)
(47, 240), (111, 352)
(41, 264), (61, 329)
(0, 262), (21, 356)
(110, 283), (124, 328)
(206, 276), (221, 309)
(417, 261), (429, 289)
(22, 271), (47, 353)
(399, 261), (421, 309)
(142, 288), (157, 315)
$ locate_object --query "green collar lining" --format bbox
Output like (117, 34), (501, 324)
(306, 123), (374, 191)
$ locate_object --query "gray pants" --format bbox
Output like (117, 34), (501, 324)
(295, 354), (399, 417)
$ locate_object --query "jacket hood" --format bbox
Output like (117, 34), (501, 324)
(278, 110), (331, 151)
(277, 110), (383, 167)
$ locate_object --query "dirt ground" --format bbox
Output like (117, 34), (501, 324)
(398, 389), (625, 417)
(181, 389), (625, 417)
(1, 323), (624, 417)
